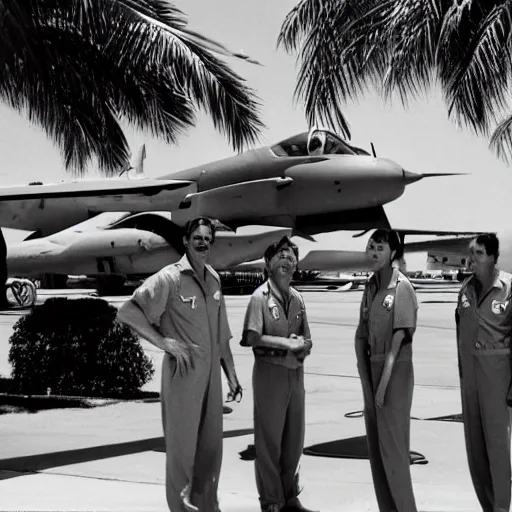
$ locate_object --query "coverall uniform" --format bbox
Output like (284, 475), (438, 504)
(132, 254), (231, 512)
(241, 279), (311, 511)
(456, 271), (512, 512)
(355, 268), (418, 512)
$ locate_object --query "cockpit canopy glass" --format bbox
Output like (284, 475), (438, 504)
(271, 129), (370, 157)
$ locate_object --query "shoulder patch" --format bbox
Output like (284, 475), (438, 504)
(460, 293), (470, 308)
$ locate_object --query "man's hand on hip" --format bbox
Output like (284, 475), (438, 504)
(163, 337), (198, 376)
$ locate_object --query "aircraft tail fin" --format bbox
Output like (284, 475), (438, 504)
(131, 144), (146, 177)
(120, 144), (147, 179)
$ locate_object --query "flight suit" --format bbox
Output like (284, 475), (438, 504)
(355, 268), (418, 512)
(241, 279), (311, 511)
(132, 254), (231, 512)
(456, 271), (512, 512)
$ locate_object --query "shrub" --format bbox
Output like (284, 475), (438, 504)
(8, 297), (154, 398)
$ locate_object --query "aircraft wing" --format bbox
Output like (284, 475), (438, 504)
(0, 179), (197, 230)
(0, 179), (194, 201)
(404, 235), (474, 254)
(397, 229), (483, 238)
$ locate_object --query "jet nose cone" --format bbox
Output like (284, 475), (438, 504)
(402, 169), (423, 184)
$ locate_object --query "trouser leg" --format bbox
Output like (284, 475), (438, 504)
(460, 355), (495, 512)
(190, 362), (223, 511)
(475, 351), (512, 512)
(374, 360), (417, 512)
(161, 355), (212, 512)
(161, 356), (202, 512)
(280, 367), (305, 502)
(253, 360), (290, 509)
(364, 360), (396, 512)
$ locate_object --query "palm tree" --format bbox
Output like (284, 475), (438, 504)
(278, 0), (512, 162)
(0, 0), (265, 175)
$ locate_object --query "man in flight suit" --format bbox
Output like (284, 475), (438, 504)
(118, 217), (242, 512)
(456, 233), (512, 512)
(241, 236), (317, 512)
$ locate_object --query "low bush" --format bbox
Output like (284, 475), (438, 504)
(8, 297), (154, 398)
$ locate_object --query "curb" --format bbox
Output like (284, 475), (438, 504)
(0, 392), (161, 411)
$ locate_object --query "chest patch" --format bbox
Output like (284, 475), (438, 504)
(491, 299), (509, 315)
(461, 293), (470, 309)
(268, 296), (280, 321)
(382, 294), (394, 310)
(180, 295), (197, 309)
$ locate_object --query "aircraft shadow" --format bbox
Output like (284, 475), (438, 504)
(0, 428), (254, 480)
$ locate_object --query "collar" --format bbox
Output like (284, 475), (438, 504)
(369, 267), (401, 291)
(266, 278), (292, 306)
(467, 269), (506, 291)
(176, 254), (218, 282)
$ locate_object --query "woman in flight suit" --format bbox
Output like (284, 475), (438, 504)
(355, 229), (418, 512)
(456, 233), (512, 512)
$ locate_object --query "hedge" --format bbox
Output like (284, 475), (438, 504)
(8, 297), (154, 398)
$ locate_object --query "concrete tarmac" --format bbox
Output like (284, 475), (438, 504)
(0, 288), (491, 511)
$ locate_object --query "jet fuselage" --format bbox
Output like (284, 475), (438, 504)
(0, 130), (417, 237)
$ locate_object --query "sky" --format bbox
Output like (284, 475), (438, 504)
(1, 0), (511, 269)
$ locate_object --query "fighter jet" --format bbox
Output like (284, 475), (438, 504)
(0, 128), (458, 239)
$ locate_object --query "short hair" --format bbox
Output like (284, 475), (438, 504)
(472, 233), (499, 262)
(264, 236), (299, 264)
(184, 217), (216, 244)
(369, 229), (404, 262)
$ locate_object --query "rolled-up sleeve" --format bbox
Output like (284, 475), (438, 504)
(394, 279), (418, 332)
(241, 294), (264, 346)
(131, 270), (174, 328)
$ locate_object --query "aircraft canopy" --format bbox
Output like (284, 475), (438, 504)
(271, 129), (370, 157)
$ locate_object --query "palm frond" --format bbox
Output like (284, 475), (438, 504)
(0, 0), (265, 173)
(490, 112), (512, 163)
(279, 0), (376, 137)
(278, 0), (334, 53)
(378, 0), (443, 104)
(441, 2), (512, 135)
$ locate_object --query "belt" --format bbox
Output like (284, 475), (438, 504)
(474, 337), (511, 350)
(253, 347), (287, 358)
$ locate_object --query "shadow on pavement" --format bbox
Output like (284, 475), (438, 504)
(0, 428), (254, 480)
(303, 436), (428, 465)
(238, 436), (429, 465)
(344, 409), (463, 424)
(425, 413), (463, 423)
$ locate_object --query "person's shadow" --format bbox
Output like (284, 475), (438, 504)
(239, 436), (428, 465)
